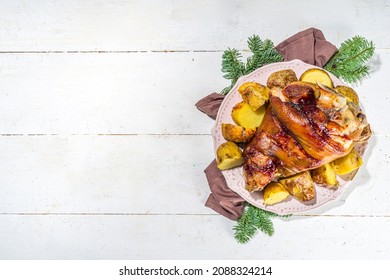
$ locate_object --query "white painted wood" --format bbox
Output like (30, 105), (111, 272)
(0, 0), (389, 51)
(0, 0), (388, 260)
(0, 134), (385, 216)
(0, 52), (223, 134)
(1, 214), (390, 259)
(0, 49), (389, 134)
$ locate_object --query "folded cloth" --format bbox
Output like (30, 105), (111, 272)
(275, 27), (338, 67)
(195, 93), (225, 119)
(196, 28), (338, 220)
(204, 160), (245, 221)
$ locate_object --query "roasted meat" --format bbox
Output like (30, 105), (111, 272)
(243, 81), (367, 192)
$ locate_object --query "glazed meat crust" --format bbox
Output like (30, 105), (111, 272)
(243, 82), (366, 192)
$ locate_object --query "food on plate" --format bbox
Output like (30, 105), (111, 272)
(221, 123), (256, 143)
(335, 85), (359, 104)
(279, 171), (315, 202)
(231, 101), (266, 129)
(238, 82), (270, 111)
(357, 124), (372, 143)
(263, 182), (290, 205)
(243, 80), (368, 192)
(332, 147), (363, 175)
(216, 141), (244, 170)
(311, 163), (339, 189)
(299, 68), (334, 88)
(267, 69), (298, 88)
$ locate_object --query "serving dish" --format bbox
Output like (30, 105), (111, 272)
(212, 59), (368, 214)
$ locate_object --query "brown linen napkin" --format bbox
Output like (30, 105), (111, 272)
(276, 27), (338, 67)
(204, 160), (245, 220)
(196, 28), (338, 221)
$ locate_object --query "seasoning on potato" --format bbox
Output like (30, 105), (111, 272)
(216, 141), (244, 171)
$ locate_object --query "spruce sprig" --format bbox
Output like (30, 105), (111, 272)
(221, 35), (283, 95)
(221, 48), (245, 94)
(324, 36), (375, 83)
(233, 203), (291, 244)
(245, 36), (283, 74)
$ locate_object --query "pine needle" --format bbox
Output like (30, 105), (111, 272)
(324, 36), (375, 83)
(233, 203), (291, 244)
(221, 48), (245, 95)
(220, 35), (283, 95)
(245, 35), (283, 74)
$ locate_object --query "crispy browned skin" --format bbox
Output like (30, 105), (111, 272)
(243, 82), (366, 192)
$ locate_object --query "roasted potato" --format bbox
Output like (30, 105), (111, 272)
(299, 68), (333, 88)
(238, 82), (269, 111)
(221, 123), (256, 143)
(311, 163), (339, 189)
(231, 101), (266, 129)
(356, 124), (372, 142)
(335, 85), (359, 104)
(267, 69), (298, 88)
(279, 171), (315, 202)
(216, 141), (244, 170)
(332, 147), (363, 175)
(263, 182), (290, 205)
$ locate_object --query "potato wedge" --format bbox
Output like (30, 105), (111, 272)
(332, 147), (363, 175)
(216, 142), (244, 170)
(231, 101), (266, 129)
(221, 123), (256, 143)
(335, 85), (359, 104)
(267, 69), (298, 88)
(279, 171), (315, 202)
(299, 68), (333, 88)
(263, 182), (290, 205)
(311, 163), (339, 189)
(238, 82), (269, 111)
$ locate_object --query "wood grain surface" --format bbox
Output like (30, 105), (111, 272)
(0, 0), (389, 259)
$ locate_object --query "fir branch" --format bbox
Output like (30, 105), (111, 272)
(245, 35), (283, 74)
(233, 203), (291, 244)
(221, 48), (245, 95)
(324, 36), (375, 83)
(220, 35), (283, 95)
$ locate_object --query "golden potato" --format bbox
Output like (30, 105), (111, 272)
(332, 147), (363, 175)
(356, 124), (372, 142)
(267, 69), (298, 88)
(299, 68), (333, 88)
(221, 123), (256, 143)
(335, 85), (359, 104)
(311, 163), (339, 189)
(216, 142), (244, 170)
(238, 82), (269, 111)
(279, 171), (315, 202)
(231, 102), (266, 129)
(263, 182), (290, 205)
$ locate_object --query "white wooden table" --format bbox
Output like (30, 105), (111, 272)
(0, 0), (389, 259)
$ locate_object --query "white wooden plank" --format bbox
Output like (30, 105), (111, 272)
(0, 214), (389, 259)
(0, 50), (388, 134)
(0, 134), (386, 216)
(0, 135), (214, 214)
(0, 52), (223, 134)
(0, 0), (389, 51)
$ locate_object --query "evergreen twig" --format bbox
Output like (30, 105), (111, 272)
(324, 36), (375, 83)
(233, 203), (291, 244)
(220, 35), (283, 95)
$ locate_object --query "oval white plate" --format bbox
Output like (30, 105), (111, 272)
(212, 59), (368, 215)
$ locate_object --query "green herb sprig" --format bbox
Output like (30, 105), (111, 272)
(221, 35), (283, 94)
(234, 203), (291, 244)
(324, 36), (375, 83)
